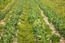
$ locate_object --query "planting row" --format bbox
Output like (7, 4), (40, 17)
(3, 0), (20, 22)
(0, 0), (20, 37)
(17, 0), (37, 43)
(28, 0), (60, 43)
(34, 0), (65, 38)
(0, 0), (23, 43)
(0, 0), (17, 21)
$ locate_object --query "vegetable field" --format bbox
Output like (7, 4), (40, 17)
(0, 0), (65, 43)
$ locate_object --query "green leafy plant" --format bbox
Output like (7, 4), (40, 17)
(50, 34), (61, 43)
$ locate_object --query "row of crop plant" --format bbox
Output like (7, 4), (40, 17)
(0, 0), (18, 21)
(0, 0), (23, 43)
(3, 0), (20, 22)
(17, 0), (39, 43)
(34, 0), (65, 38)
(28, 0), (61, 43)
(16, 0), (50, 42)
(0, 0), (12, 11)
(0, 0), (20, 37)
(28, 0), (50, 43)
